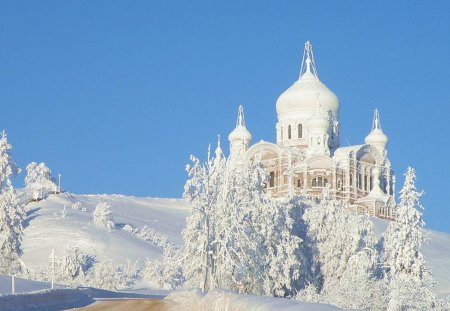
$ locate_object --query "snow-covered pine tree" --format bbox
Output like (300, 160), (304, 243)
(0, 186), (25, 274)
(0, 130), (24, 274)
(382, 166), (427, 280)
(24, 162), (56, 191)
(0, 130), (20, 190)
(93, 201), (114, 230)
(382, 167), (444, 310)
(182, 145), (226, 291)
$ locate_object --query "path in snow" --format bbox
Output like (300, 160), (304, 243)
(73, 299), (172, 311)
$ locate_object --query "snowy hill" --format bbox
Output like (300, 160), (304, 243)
(21, 193), (189, 272)
(20, 192), (450, 298)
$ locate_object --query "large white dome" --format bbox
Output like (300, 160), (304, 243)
(276, 69), (339, 119)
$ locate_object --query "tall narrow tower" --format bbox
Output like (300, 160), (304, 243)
(228, 105), (252, 162)
(365, 109), (388, 152)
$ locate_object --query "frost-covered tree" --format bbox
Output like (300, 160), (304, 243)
(87, 259), (123, 290)
(0, 130), (20, 190)
(57, 246), (93, 284)
(182, 145), (304, 296)
(144, 245), (184, 289)
(382, 166), (427, 281)
(93, 201), (114, 230)
(0, 187), (25, 274)
(382, 167), (446, 310)
(24, 162), (57, 191)
(0, 130), (24, 274)
(182, 145), (226, 291)
(303, 199), (380, 308)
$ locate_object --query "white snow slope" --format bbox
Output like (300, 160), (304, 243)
(21, 193), (188, 271)
(20, 192), (450, 298)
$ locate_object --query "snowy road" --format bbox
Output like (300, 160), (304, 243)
(74, 298), (172, 310)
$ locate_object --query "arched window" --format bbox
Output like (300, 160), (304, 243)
(297, 179), (302, 188)
(364, 175), (368, 191)
(370, 176), (373, 190)
(269, 172), (275, 188)
(298, 124), (303, 138)
(288, 125), (292, 139)
(358, 174), (362, 189)
(350, 174), (353, 186)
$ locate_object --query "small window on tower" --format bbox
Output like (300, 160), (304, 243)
(288, 125), (292, 139)
(298, 124), (303, 138)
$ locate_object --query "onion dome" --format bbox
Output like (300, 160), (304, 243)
(276, 41), (339, 119)
(228, 105), (252, 142)
(365, 109), (388, 150)
(306, 96), (330, 132)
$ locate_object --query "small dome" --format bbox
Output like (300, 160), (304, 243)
(365, 128), (388, 149)
(306, 110), (329, 133)
(365, 109), (388, 150)
(228, 125), (252, 142)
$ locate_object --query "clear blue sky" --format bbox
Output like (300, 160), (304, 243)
(1, 1), (449, 233)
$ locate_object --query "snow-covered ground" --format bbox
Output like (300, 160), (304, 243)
(165, 289), (342, 310)
(19, 192), (450, 298)
(21, 193), (189, 271)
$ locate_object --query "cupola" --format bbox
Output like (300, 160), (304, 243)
(365, 109), (388, 150)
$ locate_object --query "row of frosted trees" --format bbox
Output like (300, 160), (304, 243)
(145, 144), (448, 310)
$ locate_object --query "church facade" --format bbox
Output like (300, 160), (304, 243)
(227, 42), (395, 219)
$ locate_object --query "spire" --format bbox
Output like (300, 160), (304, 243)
(300, 41), (318, 79)
(372, 109), (382, 131)
(236, 105), (246, 127)
(365, 109), (388, 150)
(215, 134), (223, 158)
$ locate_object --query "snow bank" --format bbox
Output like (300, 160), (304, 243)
(164, 289), (342, 310)
(0, 275), (56, 294)
(0, 288), (93, 311)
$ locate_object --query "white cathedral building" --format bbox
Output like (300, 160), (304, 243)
(227, 41), (395, 219)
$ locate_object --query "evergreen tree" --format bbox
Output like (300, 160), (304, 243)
(0, 130), (24, 274)
(0, 186), (25, 274)
(382, 166), (427, 280)
(382, 167), (445, 310)
(0, 130), (20, 190)
(93, 201), (114, 230)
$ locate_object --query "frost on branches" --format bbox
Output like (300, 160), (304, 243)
(381, 167), (443, 310)
(25, 162), (57, 191)
(0, 130), (25, 274)
(302, 199), (384, 310)
(93, 201), (114, 230)
(0, 130), (20, 189)
(181, 146), (304, 297)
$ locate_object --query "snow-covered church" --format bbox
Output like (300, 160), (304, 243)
(227, 41), (395, 219)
